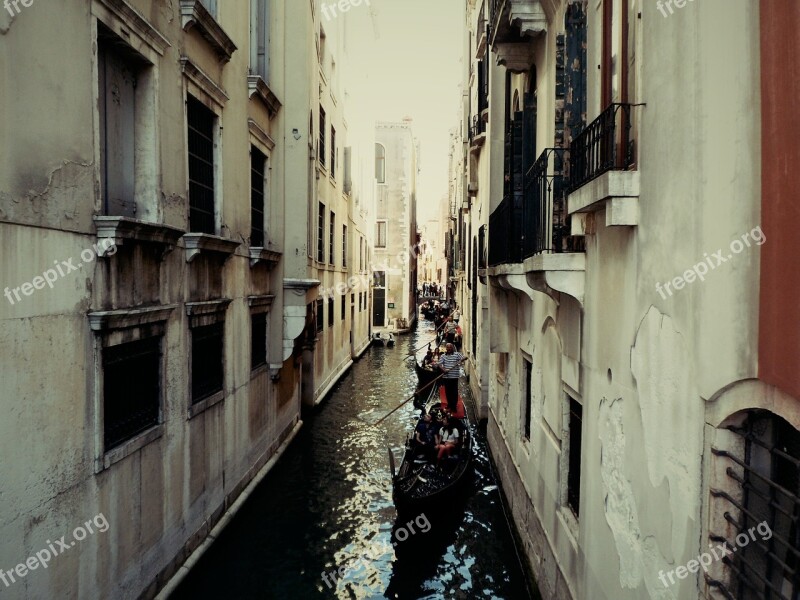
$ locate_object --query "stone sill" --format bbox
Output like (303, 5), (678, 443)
(179, 0), (237, 62)
(188, 389), (225, 419)
(469, 132), (486, 154)
(94, 216), (184, 257)
(247, 75), (282, 117)
(566, 170), (640, 230)
(97, 424), (164, 473)
(182, 233), (240, 262)
(249, 247), (282, 268)
(523, 252), (585, 273)
(88, 304), (178, 331)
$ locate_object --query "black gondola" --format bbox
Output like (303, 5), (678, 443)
(390, 385), (472, 511)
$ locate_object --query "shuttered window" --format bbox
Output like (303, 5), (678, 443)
(187, 96), (216, 234)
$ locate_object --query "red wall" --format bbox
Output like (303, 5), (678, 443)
(758, 0), (800, 399)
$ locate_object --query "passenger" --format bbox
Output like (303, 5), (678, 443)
(414, 412), (437, 460)
(435, 416), (460, 467)
(422, 345), (434, 366)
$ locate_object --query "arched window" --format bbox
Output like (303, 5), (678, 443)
(375, 143), (386, 183)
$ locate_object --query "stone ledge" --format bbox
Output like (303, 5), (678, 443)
(247, 75), (282, 117)
(249, 247), (282, 268)
(88, 304), (178, 331)
(94, 216), (184, 257)
(179, 0), (237, 62)
(182, 233), (240, 262)
(566, 170), (640, 229)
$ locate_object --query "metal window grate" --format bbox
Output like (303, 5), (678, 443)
(191, 322), (224, 403)
(251, 313), (267, 369)
(187, 96), (216, 234)
(709, 411), (800, 600)
(319, 107), (326, 167)
(328, 298), (334, 328)
(103, 337), (160, 450)
(567, 396), (582, 517)
(316, 299), (324, 332)
(318, 202), (325, 262)
(250, 146), (266, 247)
(329, 212), (335, 265)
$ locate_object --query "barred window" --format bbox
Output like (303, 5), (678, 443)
(318, 202), (325, 262)
(103, 337), (161, 450)
(328, 297), (334, 328)
(250, 146), (266, 247)
(710, 411), (800, 599)
(251, 313), (267, 369)
(191, 322), (224, 403)
(187, 95), (216, 234)
(567, 396), (582, 517)
(319, 106), (326, 167)
(316, 298), (324, 332)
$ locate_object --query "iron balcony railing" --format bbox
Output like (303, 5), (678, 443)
(478, 224), (487, 270)
(567, 102), (635, 192)
(469, 114), (486, 142)
(489, 148), (586, 266)
(523, 148), (586, 257)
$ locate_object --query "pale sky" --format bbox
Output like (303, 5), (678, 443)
(342, 0), (466, 223)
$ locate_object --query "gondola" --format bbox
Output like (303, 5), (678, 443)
(389, 384), (473, 511)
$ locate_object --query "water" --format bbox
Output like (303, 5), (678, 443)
(173, 321), (537, 599)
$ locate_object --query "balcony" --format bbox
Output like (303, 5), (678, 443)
(567, 103), (640, 229)
(469, 114), (487, 154)
(488, 148), (586, 304)
(489, 0), (547, 71)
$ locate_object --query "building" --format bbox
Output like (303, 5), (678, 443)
(304, 3), (374, 406)
(372, 120), (419, 332)
(418, 219), (445, 288)
(456, 0), (800, 599)
(0, 0), (370, 597)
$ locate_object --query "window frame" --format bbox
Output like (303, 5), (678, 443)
(319, 106), (327, 168)
(375, 142), (386, 183)
(250, 145), (267, 247)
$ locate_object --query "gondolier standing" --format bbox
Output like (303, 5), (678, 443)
(439, 343), (465, 415)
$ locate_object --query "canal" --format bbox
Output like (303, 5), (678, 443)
(173, 321), (537, 599)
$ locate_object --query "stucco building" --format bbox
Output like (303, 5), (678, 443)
(455, 0), (800, 599)
(0, 0), (370, 597)
(372, 121), (419, 332)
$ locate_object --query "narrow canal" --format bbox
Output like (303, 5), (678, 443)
(173, 321), (537, 599)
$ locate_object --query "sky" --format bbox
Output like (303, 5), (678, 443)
(341, 0), (466, 223)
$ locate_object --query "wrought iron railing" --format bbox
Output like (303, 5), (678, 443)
(567, 102), (635, 192)
(523, 148), (585, 257)
(470, 114), (486, 142)
(478, 224), (487, 270)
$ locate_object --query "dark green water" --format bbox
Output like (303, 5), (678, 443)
(172, 321), (536, 599)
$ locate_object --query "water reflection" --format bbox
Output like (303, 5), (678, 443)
(173, 321), (534, 600)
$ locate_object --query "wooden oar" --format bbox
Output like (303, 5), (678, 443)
(371, 357), (465, 427)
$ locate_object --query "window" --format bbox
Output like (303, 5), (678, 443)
(342, 224), (348, 267)
(375, 143), (386, 183)
(319, 107), (326, 167)
(523, 360), (533, 440)
(567, 396), (583, 516)
(330, 126), (337, 179)
(187, 95), (217, 234)
(250, 146), (267, 247)
(191, 322), (224, 404)
(200, 0), (217, 16)
(319, 27), (326, 68)
(709, 411), (800, 599)
(250, 0), (270, 82)
(317, 202), (325, 262)
(341, 295), (346, 321)
(315, 298), (324, 332)
(373, 271), (386, 287)
(103, 337), (161, 451)
(329, 212), (335, 265)
(358, 293), (362, 312)
(98, 26), (153, 218)
(376, 221), (387, 248)
(359, 236), (364, 271)
(328, 297), (334, 327)
(251, 312), (267, 369)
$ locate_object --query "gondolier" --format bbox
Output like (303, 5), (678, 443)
(438, 343), (465, 415)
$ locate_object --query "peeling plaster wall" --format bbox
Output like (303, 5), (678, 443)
(482, 1), (764, 599)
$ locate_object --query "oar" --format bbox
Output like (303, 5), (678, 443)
(371, 358), (465, 427)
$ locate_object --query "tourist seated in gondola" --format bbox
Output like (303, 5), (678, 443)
(435, 416), (460, 467)
(414, 411), (437, 460)
(422, 345), (435, 366)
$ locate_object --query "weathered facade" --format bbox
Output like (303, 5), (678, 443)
(456, 0), (800, 599)
(0, 0), (370, 597)
(372, 121), (419, 332)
